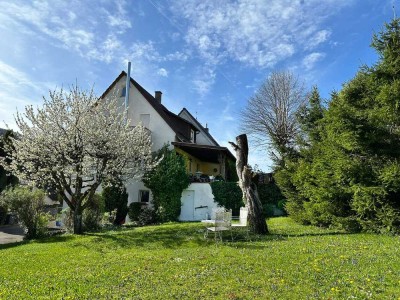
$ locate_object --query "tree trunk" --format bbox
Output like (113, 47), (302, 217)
(73, 207), (83, 234)
(230, 134), (268, 235)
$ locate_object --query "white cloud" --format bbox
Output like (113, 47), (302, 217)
(302, 52), (326, 70)
(0, 61), (53, 130)
(192, 66), (216, 96)
(157, 68), (168, 77)
(169, 0), (353, 68)
(0, 0), (130, 64)
(306, 30), (332, 50)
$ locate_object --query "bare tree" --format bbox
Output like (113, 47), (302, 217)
(241, 70), (306, 163)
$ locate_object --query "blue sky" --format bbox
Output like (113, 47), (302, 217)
(0, 0), (396, 171)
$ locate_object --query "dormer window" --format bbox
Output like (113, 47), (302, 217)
(190, 129), (195, 142)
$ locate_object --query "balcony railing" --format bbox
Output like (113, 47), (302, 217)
(188, 172), (224, 183)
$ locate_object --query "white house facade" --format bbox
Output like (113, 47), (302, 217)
(100, 71), (235, 221)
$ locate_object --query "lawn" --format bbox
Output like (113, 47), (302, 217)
(0, 217), (399, 299)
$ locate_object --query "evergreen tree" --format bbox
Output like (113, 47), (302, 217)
(278, 18), (400, 233)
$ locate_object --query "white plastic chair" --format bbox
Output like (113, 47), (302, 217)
(232, 207), (249, 239)
(204, 209), (232, 241)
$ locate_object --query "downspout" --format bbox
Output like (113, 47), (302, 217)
(125, 61), (131, 123)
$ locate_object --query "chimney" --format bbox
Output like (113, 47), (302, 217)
(155, 91), (162, 104)
(205, 123), (209, 132)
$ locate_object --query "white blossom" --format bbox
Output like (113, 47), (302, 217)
(1, 86), (155, 232)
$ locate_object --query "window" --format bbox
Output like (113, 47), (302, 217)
(120, 87), (126, 97)
(140, 114), (150, 128)
(190, 129), (195, 142)
(139, 190), (150, 203)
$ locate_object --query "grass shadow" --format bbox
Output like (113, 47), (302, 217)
(82, 223), (209, 250)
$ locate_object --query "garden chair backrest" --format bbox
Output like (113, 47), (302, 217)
(239, 207), (248, 226)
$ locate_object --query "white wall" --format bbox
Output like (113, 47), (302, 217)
(104, 75), (176, 151)
(179, 183), (219, 221)
(103, 76), (222, 222)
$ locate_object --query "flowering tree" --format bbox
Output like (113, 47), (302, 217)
(2, 86), (154, 234)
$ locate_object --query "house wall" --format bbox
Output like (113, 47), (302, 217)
(102, 75), (222, 222)
(179, 183), (219, 221)
(104, 76), (176, 151)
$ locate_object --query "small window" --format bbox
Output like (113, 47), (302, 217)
(120, 87), (126, 97)
(140, 114), (150, 128)
(139, 190), (150, 203)
(190, 129), (195, 142)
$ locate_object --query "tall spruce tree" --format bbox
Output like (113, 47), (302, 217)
(278, 18), (400, 233)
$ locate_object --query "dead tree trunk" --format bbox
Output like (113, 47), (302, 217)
(229, 134), (268, 235)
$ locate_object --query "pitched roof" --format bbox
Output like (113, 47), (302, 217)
(100, 71), (198, 142)
(178, 108), (220, 146)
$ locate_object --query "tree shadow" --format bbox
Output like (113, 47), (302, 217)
(1, 221), (357, 251)
(81, 224), (209, 251)
(0, 240), (30, 250)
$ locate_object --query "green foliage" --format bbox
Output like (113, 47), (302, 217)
(102, 183), (128, 225)
(276, 18), (400, 233)
(210, 180), (286, 216)
(225, 160), (239, 182)
(128, 202), (142, 222)
(143, 146), (189, 222)
(210, 181), (243, 215)
(82, 194), (104, 231)
(137, 206), (156, 226)
(0, 130), (19, 220)
(1, 218), (400, 298)
(0, 186), (49, 239)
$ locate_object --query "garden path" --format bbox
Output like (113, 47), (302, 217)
(0, 225), (24, 244)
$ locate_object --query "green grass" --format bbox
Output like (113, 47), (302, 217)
(1, 217), (399, 299)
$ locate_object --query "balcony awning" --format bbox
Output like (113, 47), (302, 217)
(172, 142), (235, 163)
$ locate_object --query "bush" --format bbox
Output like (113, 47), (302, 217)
(210, 180), (286, 216)
(143, 146), (189, 222)
(0, 205), (7, 225)
(137, 206), (156, 226)
(277, 199), (287, 215)
(128, 202), (142, 222)
(210, 181), (243, 215)
(263, 204), (275, 217)
(83, 194), (104, 231)
(102, 184), (128, 225)
(0, 186), (49, 239)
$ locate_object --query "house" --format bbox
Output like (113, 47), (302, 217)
(100, 71), (235, 221)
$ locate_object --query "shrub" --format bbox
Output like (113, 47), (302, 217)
(210, 181), (243, 215)
(263, 203), (275, 217)
(258, 182), (285, 207)
(210, 180), (286, 216)
(128, 202), (142, 222)
(83, 194), (104, 231)
(0, 204), (8, 225)
(102, 184), (128, 225)
(137, 206), (156, 226)
(0, 186), (49, 239)
(143, 146), (189, 222)
(277, 199), (287, 214)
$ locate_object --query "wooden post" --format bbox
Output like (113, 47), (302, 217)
(229, 134), (268, 235)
